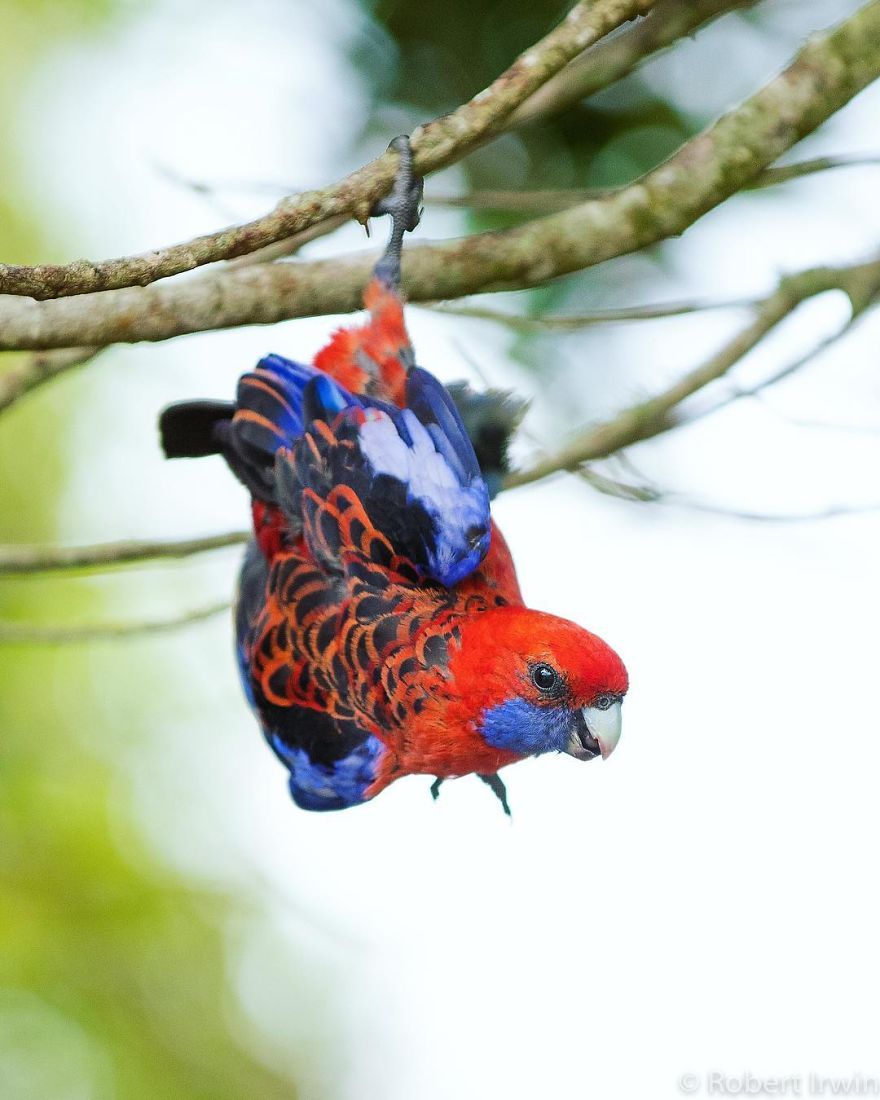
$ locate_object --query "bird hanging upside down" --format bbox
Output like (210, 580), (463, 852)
(159, 137), (628, 815)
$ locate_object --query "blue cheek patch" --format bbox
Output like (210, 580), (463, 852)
(270, 733), (385, 811)
(480, 698), (573, 756)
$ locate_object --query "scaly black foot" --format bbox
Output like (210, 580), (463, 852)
(430, 777), (444, 801)
(370, 135), (423, 290)
(479, 773), (512, 817)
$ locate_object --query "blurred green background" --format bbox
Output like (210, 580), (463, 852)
(2, 1), (878, 1098)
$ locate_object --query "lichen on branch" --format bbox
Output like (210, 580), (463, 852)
(0, 1), (877, 350)
(0, 0), (654, 300)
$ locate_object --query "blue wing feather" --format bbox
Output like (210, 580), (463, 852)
(279, 364), (491, 587)
(406, 367), (483, 483)
(207, 349), (491, 587)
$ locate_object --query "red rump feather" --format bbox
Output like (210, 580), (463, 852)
(313, 277), (411, 403)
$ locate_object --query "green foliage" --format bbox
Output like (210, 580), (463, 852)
(359, 0), (690, 193)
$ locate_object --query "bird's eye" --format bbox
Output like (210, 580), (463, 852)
(531, 664), (558, 693)
(594, 692), (616, 711)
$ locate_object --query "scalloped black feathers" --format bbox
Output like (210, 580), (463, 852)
(160, 353), (524, 588)
(276, 367), (491, 587)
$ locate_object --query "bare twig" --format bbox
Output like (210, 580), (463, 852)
(690, 317), (864, 425)
(0, 600), (231, 645)
(504, 254), (880, 489)
(225, 213), (349, 267)
(659, 498), (880, 522)
(0, 530), (250, 575)
(2, 2), (877, 350)
(688, 264), (880, 424)
(157, 3), (752, 209)
(575, 465), (661, 501)
(0, 347), (100, 415)
(570, 455), (880, 520)
(747, 152), (880, 189)
(508, 0), (755, 128)
(426, 295), (757, 331)
(573, 464), (880, 520)
(0, 0), (653, 299)
(0, 210), (349, 417)
(427, 153), (880, 213)
(749, 395), (880, 436)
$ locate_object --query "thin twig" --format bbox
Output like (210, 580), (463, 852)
(0, 600), (231, 645)
(507, 0), (755, 128)
(425, 295), (757, 331)
(225, 214), (350, 267)
(575, 465), (661, 501)
(504, 254), (880, 489)
(0, 347), (100, 415)
(2, 3), (877, 350)
(427, 153), (880, 213)
(690, 320), (861, 425)
(747, 153), (880, 190)
(749, 394), (880, 436)
(688, 269), (880, 425)
(0, 0), (654, 299)
(572, 462), (880, 521)
(0, 530), (250, 575)
(659, 498), (880, 522)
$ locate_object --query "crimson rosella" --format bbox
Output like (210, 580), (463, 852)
(160, 137), (628, 814)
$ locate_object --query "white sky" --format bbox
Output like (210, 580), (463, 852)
(18, 1), (880, 1097)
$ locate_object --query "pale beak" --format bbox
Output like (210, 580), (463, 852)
(564, 701), (623, 761)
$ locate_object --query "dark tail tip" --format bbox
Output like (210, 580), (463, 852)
(159, 400), (234, 459)
(446, 383), (528, 499)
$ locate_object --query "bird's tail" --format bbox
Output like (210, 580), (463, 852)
(159, 354), (326, 501)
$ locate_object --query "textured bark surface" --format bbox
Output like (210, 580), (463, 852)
(0, 1), (876, 350)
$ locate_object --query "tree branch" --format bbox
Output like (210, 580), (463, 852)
(0, 347), (100, 414)
(657, 498), (880, 522)
(6, 269), (878, 578)
(573, 463), (880, 521)
(2, 1), (877, 350)
(426, 153), (880, 213)
(0, 0), (653, 300)
(507, 0), (756, 128)
(0, 530), (249, 575)
(686, 313), (865, 427)
(425, 295), (757, 330)
(504, 254), (880, 489)
(0, 600), (230, 645)
(0, 206), (347, 417)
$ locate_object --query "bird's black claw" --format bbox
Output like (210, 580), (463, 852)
(478, 772), (512, 817)
(430, 777), (444, 801)
(370, 135), (423, 290)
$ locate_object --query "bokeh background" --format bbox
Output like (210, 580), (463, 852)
(2, 1), (879, 1097)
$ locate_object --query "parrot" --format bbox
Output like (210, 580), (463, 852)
(159, 136), (628, 815)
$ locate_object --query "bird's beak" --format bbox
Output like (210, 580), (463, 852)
(564, 702), (623, 761)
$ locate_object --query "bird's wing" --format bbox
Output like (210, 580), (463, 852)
(235, 539), (389, 811)
(275, 366), (492, 588)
